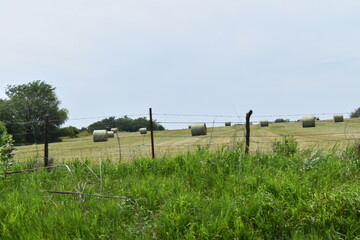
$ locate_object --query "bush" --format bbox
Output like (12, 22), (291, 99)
(0, 132), (15, 175)
(272, 135), (298, 156)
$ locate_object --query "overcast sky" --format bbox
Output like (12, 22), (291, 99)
(1, 0), (359, 129)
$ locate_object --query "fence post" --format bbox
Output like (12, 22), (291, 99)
(116, 132), (122, 161)
(149, 108), (155, 159)
(44, 114), (49, 167)
(245, 110), (253, 154)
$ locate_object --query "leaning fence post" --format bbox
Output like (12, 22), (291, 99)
(245, 110), (253, 154)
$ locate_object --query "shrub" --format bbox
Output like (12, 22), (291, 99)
(272, 135), (298, 156)
(0, 132), (16, 176)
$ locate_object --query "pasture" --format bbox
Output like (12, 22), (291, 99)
(13, 118), (360, 162)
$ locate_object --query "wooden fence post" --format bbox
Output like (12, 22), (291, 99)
(245, 110), (253, 154)
(44, 114), (49, 167)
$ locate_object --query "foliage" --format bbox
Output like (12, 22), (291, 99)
(274, 118), (290, 123)
(87, 115), (165, 133)
(87, 120), (107, 133)
(1, 80), (68, 144)
(0, 132), (15, 176)
(0, 99), (25, 143)
(60, 126), (80, 138)
(272, 135), (298, 156)
(0, 121), (6, 135)
(350, 107), (360, 118)
(0, 146), (360, 239)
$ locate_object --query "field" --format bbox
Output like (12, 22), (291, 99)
(13, 118), (360, 162)
(1, 142), (360, 239)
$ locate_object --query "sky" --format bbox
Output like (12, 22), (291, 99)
(1, 0), (359, 129)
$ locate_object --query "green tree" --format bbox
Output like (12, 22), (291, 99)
(87, 121), (106, 133)
(0, 99), (25, 143)
(350, 107), (360, 118)
(3, 80), (68, 144)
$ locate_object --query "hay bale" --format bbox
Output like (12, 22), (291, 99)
(188, 125), (191, 129)
(301, 116), (316, 128)
(357, 142), (360, 157)
(139, 128), (147, 134)
(93, 130), (108, 142)
(190, 123), (207, 136)
(107, 131), (114, 138)
(111, 128), (118, 133)
(260, 120), (269, 127)
(225, 121), (231, 126)
(333, 114), (344, 123)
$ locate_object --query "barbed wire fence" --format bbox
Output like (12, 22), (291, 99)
(4, 110), (360, 163)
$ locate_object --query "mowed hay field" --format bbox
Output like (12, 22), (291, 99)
(14, 118), (360, 162)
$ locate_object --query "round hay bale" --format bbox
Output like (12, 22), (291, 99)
(188, 125), (191, 129)
(93, 130), (108, 142)
(301, 116), (316, 128)
(139, 128), (147, 134)
(260, 120), (269, 127)
(190, 123), (207, 136)
(333, 114), (344, 123)
(111, 128), (118, 133)
(107, 131), (114, 138)
(357, 142), (360, 157)
(225, 121), (231, 126)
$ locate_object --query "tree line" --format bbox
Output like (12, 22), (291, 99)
(87, 116), (165, 133)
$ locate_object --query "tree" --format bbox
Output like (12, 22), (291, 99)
(0, 99), (24, 142)
(350, 107), (360, 118)
(3, 80), (68, 144)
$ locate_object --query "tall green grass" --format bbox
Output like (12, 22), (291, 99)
(1, 142), (360, 239)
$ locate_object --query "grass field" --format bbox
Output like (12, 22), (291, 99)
(1, 142), (360, 239)
(13, 118), (360, 162)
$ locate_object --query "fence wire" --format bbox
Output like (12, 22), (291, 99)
(3, 112), (360, 162)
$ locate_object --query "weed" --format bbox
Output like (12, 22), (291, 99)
(272, 135), (298, 156)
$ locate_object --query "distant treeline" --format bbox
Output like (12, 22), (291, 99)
(87, 116), (165, 133)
